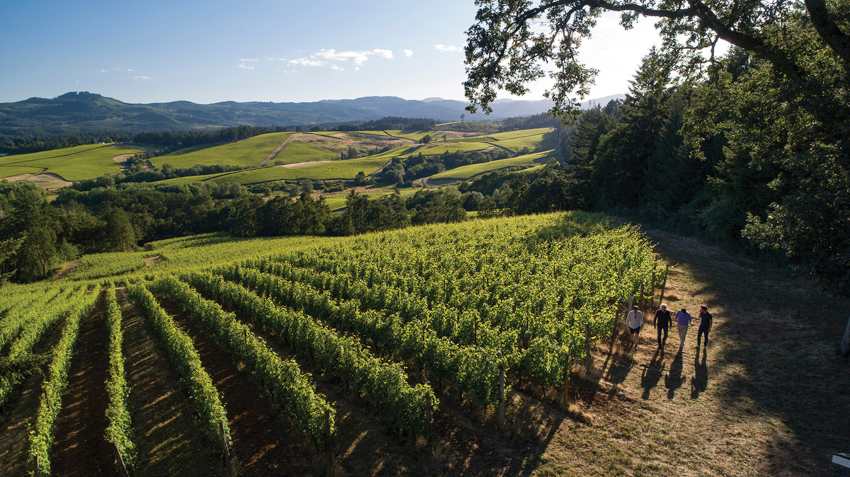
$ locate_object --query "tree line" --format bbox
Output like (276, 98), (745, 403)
(0, 181), (470, 283)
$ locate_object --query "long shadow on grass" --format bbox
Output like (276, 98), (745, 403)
(643, 226), (850, 476)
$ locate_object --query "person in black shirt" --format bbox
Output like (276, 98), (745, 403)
(653, 304), (672, 347)
(697, 305), (713, 348)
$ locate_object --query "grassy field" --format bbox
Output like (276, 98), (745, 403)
(0, 212), (848, 476)
(321, 187), (419, 210)
(0, 144), (143, 181)
(407, 141), (495, 156)
(204, 146), (407, 184)
(0, 128), (552, 189)
(428, 149), (552, 182)
(152, 133), (291, 169)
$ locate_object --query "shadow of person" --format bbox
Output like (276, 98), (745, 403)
(691, 346), (709, 399)
(605, 356), (634, 396)
(665, 350), (685, 399)
(641, 347), (665, 400)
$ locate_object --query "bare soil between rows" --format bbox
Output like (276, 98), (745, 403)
(119, 289), (222, 477)
(51, 293), (112, 477)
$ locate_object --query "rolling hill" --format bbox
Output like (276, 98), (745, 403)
(0, 91), (621, 137)
(0, 143), (143, 187)
(426, 149), (553, 183)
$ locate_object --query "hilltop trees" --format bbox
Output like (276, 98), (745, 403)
(463, 0), (850, 291)
(463, 0), (850, 125)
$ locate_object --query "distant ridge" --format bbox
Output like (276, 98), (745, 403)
(0, 91), (623, 137)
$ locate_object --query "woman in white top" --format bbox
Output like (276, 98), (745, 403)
(626, 305), (644, 345)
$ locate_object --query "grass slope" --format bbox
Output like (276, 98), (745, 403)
(151, 133), (291, 169)
(428, 150), (551, 182)
(0, 144), (143, 181)
(206, 146), (408, 184)
(321, 187), (419, 211)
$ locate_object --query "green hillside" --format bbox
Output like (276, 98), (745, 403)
(0, 143), (143, 181)
(428, 149), (552, 182)
(201, 146), (407, 184)
(321, 187), (419, 210)
(0, 127), (552, 189)
(152, 131), (411, 171)
(151, 132), (291, 168)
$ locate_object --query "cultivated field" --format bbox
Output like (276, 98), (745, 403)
(1, 127), (552, 190)
(428, 150), (552, 183)
(0, 144), (144, 182)
(0, 212), (848, 476)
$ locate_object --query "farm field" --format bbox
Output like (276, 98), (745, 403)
(206, 146), (409, 184)
(0, 144), (143, 182)
(0, 212), (848, 476)
(427, 149), (552, 183)
(321, 186), (419, 210)
(151, 132), (292, 169)
(152, 131), (410, 170)
(1, 127), (553, 190)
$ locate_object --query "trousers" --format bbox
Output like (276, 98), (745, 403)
(657, 325), (668, 346)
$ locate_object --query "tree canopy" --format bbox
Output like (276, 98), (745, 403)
(463, 0), (849, 124)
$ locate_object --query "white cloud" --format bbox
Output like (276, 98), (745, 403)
(285, 48), (395, 70)
(288, 57), (325, 67)
(314, 48), (393, 65)
(132, 75), (151, 80)
(434, 44), (460, 53)
(403, 49), (414, 57)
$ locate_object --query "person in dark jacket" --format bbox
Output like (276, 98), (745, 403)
(653, 304), (672, 347)
(697, 304), (713, 348)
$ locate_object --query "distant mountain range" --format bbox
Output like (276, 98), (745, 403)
(0, 92), (623, 137)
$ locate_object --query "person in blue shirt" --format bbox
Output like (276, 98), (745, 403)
(675, 307), (692, 351)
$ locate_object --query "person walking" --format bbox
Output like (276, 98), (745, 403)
(675, 307), (692, 351)
(697, 304), (713, 349)
(654, 304), (672, 347)
(626, 304), (644, 346)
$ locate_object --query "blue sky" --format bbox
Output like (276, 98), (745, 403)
(0, 0), (664, 104)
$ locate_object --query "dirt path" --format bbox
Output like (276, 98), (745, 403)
(3, 172), (72, 191)
(278, 160), (333, 169)
(112, 153), (135, 164)
(158, 298), (315, 476)
(530, 227), (850, 476)
(259, 134), (295, 167)
(51, 292), (112, 477)
(118, 289), (221, 477)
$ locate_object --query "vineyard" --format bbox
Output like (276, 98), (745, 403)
(0, 213), (664, 475)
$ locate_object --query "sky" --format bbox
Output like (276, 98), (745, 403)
(0, 0), (665, 104)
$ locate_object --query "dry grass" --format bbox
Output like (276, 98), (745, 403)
(527, 227), (850, 476)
